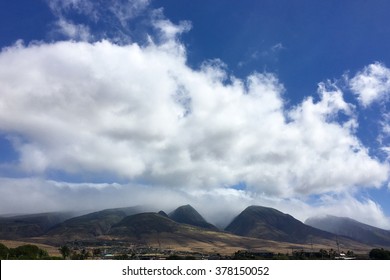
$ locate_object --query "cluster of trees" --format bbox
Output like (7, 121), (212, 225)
(59, 245), (106, 259)
(59, 245), (95, 260)
(232, 250), (277, 260)
(369, 248), (390, 260)
(0, 243), (50, 260)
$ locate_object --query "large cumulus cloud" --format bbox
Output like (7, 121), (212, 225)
(0, 38), (388, 198)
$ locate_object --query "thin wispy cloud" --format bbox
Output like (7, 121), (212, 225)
(46, 0), (152, 42)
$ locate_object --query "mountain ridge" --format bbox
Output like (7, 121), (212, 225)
(43, 206), (144, 240)
(225, 205), (335, 244)
(305, 215), (390, 246)
(0, 204), (386, 254)
(0, 212), (75, 239)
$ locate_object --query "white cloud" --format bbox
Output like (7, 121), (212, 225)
(308, 194), (390, 229)
(0, 39), (388, 202)
(271, 43), (285, 52)
(149, 8), (192, 53)
(153, 17), (191, 43)
(349, 62), (390, 107)
(110, 0), (151, 27)
(47, 0), (150, 21)
(54, 18), (92, 41)
(46, 0), (97, 20)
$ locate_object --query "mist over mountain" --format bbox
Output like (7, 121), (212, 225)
(0, 212), (75, 239)
(305, 215), (390, 246)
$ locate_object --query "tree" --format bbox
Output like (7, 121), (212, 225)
(70, 248), (90, 260)
(79, 248), (90, 260)
(59, 245), (71, 260)
(346, 250), (355, 257)
(369, 248), (390, 260)
(328, 248), (337, 259)
(0, 243), (10, 259)
(9, 245), (48, 260)
(319, 249), (328, 259)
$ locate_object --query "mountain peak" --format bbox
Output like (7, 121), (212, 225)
(169, 205), (218, 231)
(225, 205), (333, 243)
(158, 210), (169, 218)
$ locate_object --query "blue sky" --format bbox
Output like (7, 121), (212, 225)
(0, 0), (390, 228)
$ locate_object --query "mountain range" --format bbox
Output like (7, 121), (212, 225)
(305, 215), (390, 247)
(1, 204), (388, 254)
(0, 212), (74, 239)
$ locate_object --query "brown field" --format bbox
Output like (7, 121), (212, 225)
(105, 228), (373, 255)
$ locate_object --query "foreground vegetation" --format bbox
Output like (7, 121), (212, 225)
(1, 242), (390, 260)
(0, 243), (60, 260)
(369, 248), (390, 260)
